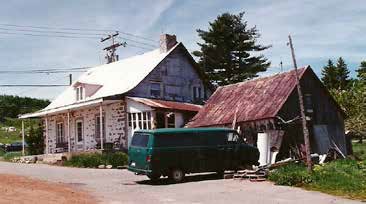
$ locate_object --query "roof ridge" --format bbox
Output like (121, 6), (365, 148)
(222, 66), (309, 89)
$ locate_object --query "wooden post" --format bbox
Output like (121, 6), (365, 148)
(45, 117), (49, 154)
(99, 103), (104, 150)
(288, 35), (312, 172)
(22, 120), (25, 156)
(67, 111), (71, 153)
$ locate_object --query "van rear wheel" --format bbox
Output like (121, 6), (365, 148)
(169, 168), (185, 183)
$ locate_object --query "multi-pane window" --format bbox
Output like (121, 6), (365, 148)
(304, 94), (313, 113)
(128, 112), (152, 130)
(193, 86), (202, 100)
(76, 120), (83, 142)
(76, 86), (84, 101)
(56, 122), (64, 144)
(150, 82), (161, 98)
(95, 115), (106, 142)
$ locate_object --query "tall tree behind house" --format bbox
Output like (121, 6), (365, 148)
(335, 57), (350, 90)
(357, 61), (366, 81)
(193, 12), (271, 86)
(321, 59), (338, 89)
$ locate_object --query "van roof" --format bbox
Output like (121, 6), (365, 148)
(135, 127), (234, 134)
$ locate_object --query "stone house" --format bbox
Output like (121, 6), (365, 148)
(21, 34), (210, 154)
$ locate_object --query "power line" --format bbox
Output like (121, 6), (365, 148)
(0, 23), (156, 42)
(0, 30), (156, 50)
(0, 84), (69, 87)
(0, 67), (91, 74)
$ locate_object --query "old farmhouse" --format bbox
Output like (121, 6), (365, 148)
(187, 66), (347, 163)
(21, 34), (210, 154)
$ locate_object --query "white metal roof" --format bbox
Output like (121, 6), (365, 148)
(20, 43), (181, 118)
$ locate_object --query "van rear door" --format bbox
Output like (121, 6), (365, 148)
(129, 133), (150, 170)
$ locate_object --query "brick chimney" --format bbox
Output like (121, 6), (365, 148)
(160, 34), (177, 53)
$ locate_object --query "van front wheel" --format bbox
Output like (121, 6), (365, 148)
(169, 168), (185, 183)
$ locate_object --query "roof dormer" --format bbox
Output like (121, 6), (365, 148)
(73, 82), (102, 101)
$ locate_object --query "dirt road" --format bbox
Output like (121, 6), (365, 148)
(0, 162), (362, 204)
(0, 174), (96, 204)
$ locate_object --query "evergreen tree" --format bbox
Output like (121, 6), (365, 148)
(335, 57), (350, 89)
(193, 12), (271, 86)
(26, 125), (44, 155)
(321, 59), (338, 89)
(357, 61), (366, 81)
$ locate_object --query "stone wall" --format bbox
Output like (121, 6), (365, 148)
(43, 100), (126, 154)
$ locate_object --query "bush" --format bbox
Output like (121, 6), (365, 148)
(3, 151), (23, 161)
(64, 152), (128, 168)
(26, 125), (44, 155)
(268, 163), (312, 186)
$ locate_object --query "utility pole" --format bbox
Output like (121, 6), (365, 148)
(288, 35), (312, 172)
(101, 32), (126, 64)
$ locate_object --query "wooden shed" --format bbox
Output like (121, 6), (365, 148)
(187, 66), (347, 160)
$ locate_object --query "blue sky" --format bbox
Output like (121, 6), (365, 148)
(0, 0), (365, 100)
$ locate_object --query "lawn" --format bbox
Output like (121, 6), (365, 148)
(0, 128), (22, 144)
(269, 142), (366, 201)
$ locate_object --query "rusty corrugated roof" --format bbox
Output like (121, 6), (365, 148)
(127, 97), (202, 112)
(187, 67), (309, 127)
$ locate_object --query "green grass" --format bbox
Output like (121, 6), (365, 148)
(353, 142), (366, 161)
(63, 152), (128, 168)
(269, 160), (366, 201)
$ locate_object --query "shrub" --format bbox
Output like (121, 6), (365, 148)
(64, 151), (128, 168)
(268, 163), (312, 186)
(3, 152), (22, 161)
(26, 125), (44, 155)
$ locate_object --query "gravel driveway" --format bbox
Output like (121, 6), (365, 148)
(0, 161), (362, 204)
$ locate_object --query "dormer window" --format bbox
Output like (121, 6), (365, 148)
(76, 86), (84, 101)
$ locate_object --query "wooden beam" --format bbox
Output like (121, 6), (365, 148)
(21, 120), (25, 156)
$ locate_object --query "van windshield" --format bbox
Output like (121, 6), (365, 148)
(131, 133), (149, 147)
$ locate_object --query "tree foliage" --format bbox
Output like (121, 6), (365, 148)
(321, 59), (338, 89)
(335, 57), (350, 90)
(330, 80), (366, 142)
(193, 12), (271, 86)
(0, 95), (49, 122)
(357, 61), (366, 81)
(321, 57), (350, 90)
(25, 125), (44, 155)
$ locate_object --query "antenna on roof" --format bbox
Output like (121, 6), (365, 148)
(101, 31), (126, 64)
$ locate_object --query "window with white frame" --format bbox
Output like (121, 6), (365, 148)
(150, 82), (161, 98)
(193, 86), (202, 100)
(76, 86), (84, 101)
(56, 122), (64, 144)
(167, 113), (175, 128)
(128, 112), (152, 130)
(76, 119), (83, 142)
(95, 115), (106, 142)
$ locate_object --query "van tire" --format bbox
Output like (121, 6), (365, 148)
(169, 168), (185, 183)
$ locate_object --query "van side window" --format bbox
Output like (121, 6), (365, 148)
(131, 133), (149, 147)
(227, 132), (239, 144)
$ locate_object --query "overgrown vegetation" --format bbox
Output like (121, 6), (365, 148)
(353, 142), (366, 161)
(25, 125), (44, 155)
(1, 152), (23, 161)
(63, 152), (128, 168)
(321, 59), (366, 143)
(269, 160), (366, 201)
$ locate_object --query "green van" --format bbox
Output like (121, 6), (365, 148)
(128, 128), (259, 182)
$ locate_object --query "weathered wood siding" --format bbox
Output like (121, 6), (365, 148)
(127, 46), (210, 103)
(43, 101), (127, 154)
(278, 70), (346, 154)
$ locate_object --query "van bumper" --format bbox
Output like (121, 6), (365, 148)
(128, 166), (152, 175)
